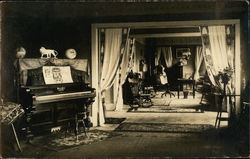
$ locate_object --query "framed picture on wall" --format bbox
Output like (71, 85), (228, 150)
(176, 48), (191, 58)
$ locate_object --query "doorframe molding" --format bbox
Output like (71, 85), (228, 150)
(91, 19), (241, 126)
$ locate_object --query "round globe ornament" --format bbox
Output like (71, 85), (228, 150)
(16, 47), (26, 58)
(65, 49), (77, 59)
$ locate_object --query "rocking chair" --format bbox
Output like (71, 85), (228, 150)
(127, 73), (153, 111)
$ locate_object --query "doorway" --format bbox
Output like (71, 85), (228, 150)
(91, 20), (241, 127)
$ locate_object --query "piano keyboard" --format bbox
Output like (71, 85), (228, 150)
(34, 91), (94, 103)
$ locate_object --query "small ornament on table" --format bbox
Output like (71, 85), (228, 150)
(40, 47), (58, 59)
(16, 47), (26, 59)
(65, 48), (77, 59)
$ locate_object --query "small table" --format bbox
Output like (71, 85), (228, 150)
(177, 78), (196, 99)
(1, 103), (24, 152)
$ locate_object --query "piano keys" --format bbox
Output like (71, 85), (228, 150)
(34, 91), (94, 104)
(21, 84), (96, 104)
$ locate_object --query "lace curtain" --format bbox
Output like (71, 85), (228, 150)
(200, 25), (235, 93)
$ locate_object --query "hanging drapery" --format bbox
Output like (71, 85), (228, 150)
(155, 47), (173, 68)
(115, 38), (135, 111)
(132, 43), (139, 73)
(155, 48), (161, 66)
(225, 25), (235, 93)
(193, 46), (203, 81)
(200, 25), (235, 93)
(162, 47), (173, 68)
(98, 28), (130, 125)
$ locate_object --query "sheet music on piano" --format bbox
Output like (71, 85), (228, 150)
(42, 66), (73, 84)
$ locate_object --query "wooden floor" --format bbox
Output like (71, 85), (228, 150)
(6, 93), (248, 158)
(18, 130), (243, 158)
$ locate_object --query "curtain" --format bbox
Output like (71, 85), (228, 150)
(155, 47), (173, 68)
(200, 25), (235, 114)
(193, 46), (203, 81)
(155, 48), (161, 66)
(208, 26), (229, 73)
(98, 28), (130, 126)
(200, 25), (235, 92)
(162, 47), (173, 68)
(132, 43), (140, 73)
(115, 38), (135, 111)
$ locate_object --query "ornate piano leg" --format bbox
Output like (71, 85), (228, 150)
(82, 104), (90, 138)
(84, 98), (94, 128)
(78, 105), (88, 138)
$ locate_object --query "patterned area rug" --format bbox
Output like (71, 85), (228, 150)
(128, 97), (204, 113)
(31, 130), (120, 151)
(128, 106), (203, 113)
(105, 117), (126, 124)
(115, 123), (215, 133)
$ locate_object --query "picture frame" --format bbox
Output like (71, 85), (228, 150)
(176, 48), (191, 58)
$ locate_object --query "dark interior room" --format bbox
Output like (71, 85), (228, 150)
(0, 1), (249, 158)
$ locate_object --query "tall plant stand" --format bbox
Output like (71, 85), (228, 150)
(214, 82), (240, 128)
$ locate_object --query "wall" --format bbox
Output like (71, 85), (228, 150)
(240, 10), (249, 103)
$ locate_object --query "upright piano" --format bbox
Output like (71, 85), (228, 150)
(15, 58), (96, 142)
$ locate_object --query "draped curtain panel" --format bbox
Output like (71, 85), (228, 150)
(200, 25), (235, 93)
(162, 47), (173, 68)
(98, 28), (130, 125)
(132, 43), (140, 73)
(115, 38), (135, 111)
(155, 48), (162, 66)
(193, 46), (203, 81)
(155, 47), (173, 68)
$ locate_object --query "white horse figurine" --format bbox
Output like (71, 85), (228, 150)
(40, 47), (58, 59)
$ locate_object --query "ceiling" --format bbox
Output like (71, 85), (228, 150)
(2, 1), (247, 41)
(3, 1), (248, 19)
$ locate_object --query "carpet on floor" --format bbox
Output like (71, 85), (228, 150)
(128, 105), (203, 113)
(128, 97), (204, 113)
(115, 123), (215, 133)
(105, 117), (126, 124)
(30, 130), (120, 151)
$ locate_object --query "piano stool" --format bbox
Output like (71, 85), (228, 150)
(64, 112), (89, 142)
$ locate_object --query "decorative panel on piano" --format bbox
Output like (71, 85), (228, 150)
(15, 58), (96, 142)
